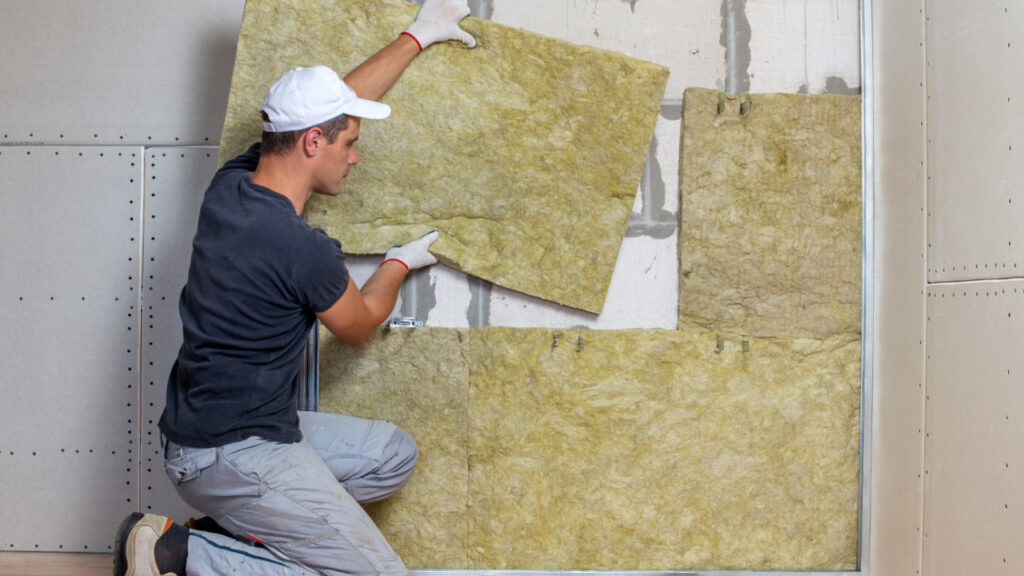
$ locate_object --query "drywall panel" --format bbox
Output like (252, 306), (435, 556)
(924, 282), (1024, 575)
(221, 0), (668, 314)
(138, 148), (218, 520)
(867, 1), (928, 575)
(746, 0), (862, 94)
(926, 1), (1024, 282)
(679, 88), (862, 340)
(316, 327), (860, 571)
(0, 0), (244, 146)
(0, 146), (142, 551)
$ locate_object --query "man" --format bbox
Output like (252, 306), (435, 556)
(112, 2), (476, 574)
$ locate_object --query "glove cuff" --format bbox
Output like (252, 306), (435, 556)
(380, 257), (411, 272)
(400, 31), (424, 52)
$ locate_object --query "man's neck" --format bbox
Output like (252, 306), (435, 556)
(250, 154), (312, 216)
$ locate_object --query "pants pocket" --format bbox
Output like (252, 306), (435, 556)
(165, 446), (217, 486)
(167, 440), (265, 520)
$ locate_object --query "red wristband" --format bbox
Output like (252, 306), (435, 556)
(400, 31), (424, 52)
(381, 258), (410, 272)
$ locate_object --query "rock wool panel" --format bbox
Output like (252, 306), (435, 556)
(317, 328), (471, 567)
(468, 328), (859, 571)
(318, 327), (860, 571)
(679, 88), (862, 339)
(220, 0), (669, 314)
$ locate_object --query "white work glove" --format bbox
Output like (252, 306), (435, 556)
(382, 230), (440, 271)
(403, 0), (477, 51)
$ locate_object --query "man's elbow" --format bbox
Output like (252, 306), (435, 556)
(333, 323), (376, 347)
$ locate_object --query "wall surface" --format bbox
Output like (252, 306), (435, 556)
(919, 1), (1024, 574)
(867, 0), (928, 574)
(869, 1), (1024, 575)
(0, 0), (245, 550)
(0, 0), (863, 569)
(319, 327), (861, 571)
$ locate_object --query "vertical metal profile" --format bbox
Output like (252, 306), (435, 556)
(858, 0), (875, 571)
(298, 320), (319, 412)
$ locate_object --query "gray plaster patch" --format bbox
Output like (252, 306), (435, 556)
(798, 78), (861, 95)
(468, 0), (494, 20)
(467, 276), (493, 327)
(410, 0), (492, 19)
(660, 100), (683, 121)
(720, 0), (751, 94)
(399, 268), (438, 323)
(626, 129), (677, 240)
(825, 76), (861, 95)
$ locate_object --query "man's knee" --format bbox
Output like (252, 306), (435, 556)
(386, 427), (418, 482)
(344, 425), (418, 504)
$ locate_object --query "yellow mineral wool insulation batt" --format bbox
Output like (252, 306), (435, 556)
(318, 327), (471, 567)
(220, 0), (669, 314)
(318, 327), (860, 571)
(679, 88), (862, 339)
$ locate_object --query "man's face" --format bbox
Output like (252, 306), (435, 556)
(313, 118), (361, 197)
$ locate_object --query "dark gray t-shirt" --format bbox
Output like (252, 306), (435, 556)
(159, 144), (348, 448)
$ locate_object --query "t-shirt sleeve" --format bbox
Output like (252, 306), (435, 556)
(294, 230), (349, 313)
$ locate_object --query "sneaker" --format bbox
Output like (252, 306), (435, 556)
(113, 513), (180, 576)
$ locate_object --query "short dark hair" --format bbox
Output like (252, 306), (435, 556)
(259, 113), (350, 156)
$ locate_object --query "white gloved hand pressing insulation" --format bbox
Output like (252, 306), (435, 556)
(403, 0), (477, 50)
(382, 230), (440, 271)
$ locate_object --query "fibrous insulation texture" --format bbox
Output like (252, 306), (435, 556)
(318, 328), (471, 566)
(220, 0), (669, 313)
(319, 327), (860, 571)
(679, 88), (862, 339)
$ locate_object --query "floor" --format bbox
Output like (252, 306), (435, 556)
(0, 552), (112, 576)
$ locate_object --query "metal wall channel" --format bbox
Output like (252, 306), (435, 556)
(298, 323), (319, 412)
(858, 0), (876, 571)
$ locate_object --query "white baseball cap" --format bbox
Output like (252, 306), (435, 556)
(260, 65), (391, 132)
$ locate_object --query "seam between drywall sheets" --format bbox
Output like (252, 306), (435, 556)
(918, 0), (930, 572)
(136, 146), (150, 510)
(926, 277), (1024, 287)
(136, 145), (219, 509)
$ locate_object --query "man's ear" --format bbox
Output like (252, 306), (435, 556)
(302, 127), (324, 158)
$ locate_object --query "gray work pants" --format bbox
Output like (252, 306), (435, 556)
(164, 411), (418, 576)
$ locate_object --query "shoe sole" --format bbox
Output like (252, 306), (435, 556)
(113, 512), (144, 576)
(113, 512), (174, 576)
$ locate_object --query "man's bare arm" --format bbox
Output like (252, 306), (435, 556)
(344, 0), (475, 100)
